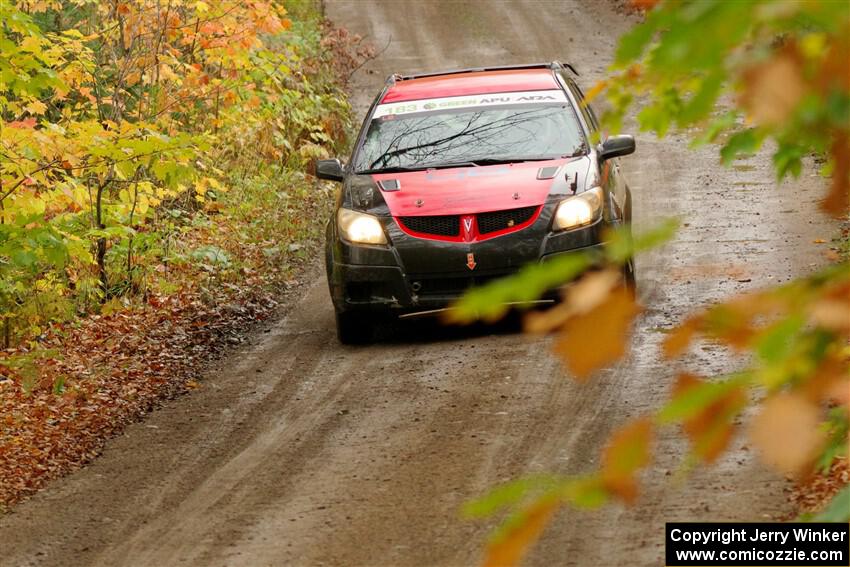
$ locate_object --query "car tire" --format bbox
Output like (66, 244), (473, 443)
(335, 310), (371, 345)
(623, 257), (637, 293)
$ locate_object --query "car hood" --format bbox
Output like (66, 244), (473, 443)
(369, 157), (590, 216)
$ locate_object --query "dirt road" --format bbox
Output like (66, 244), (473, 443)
(0, 1), (837, 566)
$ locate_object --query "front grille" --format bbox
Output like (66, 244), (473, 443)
(477, 206), (539, 234)
(398, 215), (460, 237)
(411, 273), (512, 297)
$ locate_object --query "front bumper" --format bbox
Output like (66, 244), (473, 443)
(326, 208), (608, 314)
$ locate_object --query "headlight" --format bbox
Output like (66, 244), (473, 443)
(553, 187), (603, 231)
(337, 208), (387, 245)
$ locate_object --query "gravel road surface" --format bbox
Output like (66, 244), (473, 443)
(0, 1), (836, 566)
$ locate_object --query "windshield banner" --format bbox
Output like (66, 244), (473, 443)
(373, 90), (569, 118)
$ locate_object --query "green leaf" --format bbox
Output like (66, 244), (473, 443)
(605, 217), (680, 264)
(561, 475), (609, 509)
(657, 374), (749, 424)
(637, 102), (673, 137)
(720, 129), (763, 165)
(811, 485), (850, 522)
(690, 111), (738, 147)
(755, 315), (804, 364)
(462, 474), (561, 519)
(450, 252), (592, 323)
(678, 72), (725, 125)
(773, 144), (804, 179)
(614, 22), (655, 67)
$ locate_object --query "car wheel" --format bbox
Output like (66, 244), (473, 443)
(335, 310), (371, 345)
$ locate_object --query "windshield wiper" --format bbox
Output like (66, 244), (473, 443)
(356, 156), (571, 175)
(357, 162), (479, 174)
(355, 165), (424, 175)
(465, 157), (556, 166)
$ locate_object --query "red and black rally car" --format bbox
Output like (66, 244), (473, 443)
(317, 62), (636, 343)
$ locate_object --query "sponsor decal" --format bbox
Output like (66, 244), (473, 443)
(424, 166), (510, 181)
(373, 90), (568, 118)
(466, 252), (477, 270)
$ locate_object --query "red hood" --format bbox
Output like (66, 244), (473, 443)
(372, 158), (585, 216)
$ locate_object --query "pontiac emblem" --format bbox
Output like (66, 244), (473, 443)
(462, 217), (474, 233)
(415, 199), (424, 207)
(512, 192), (520, 200)
(466, 253), (477, 270)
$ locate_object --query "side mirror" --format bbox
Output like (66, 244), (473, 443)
(316, 158), (344, 182)
(598, 135), (635, 161)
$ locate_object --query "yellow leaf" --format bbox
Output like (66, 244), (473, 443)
(482, 496), (560, 567)
(749, 392), (825, 476)
(25, 100), (48, 116)
(20, 35), (43, 54)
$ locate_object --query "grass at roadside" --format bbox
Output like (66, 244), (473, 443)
(0, 172), (331, 508)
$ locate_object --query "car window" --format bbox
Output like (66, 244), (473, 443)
(562, 75), (600, 133)
(354, 104), (585, 172)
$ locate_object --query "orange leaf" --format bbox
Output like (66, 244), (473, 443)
(821, 132), (849, 217)
(739, 48), (805, 127)
(581, 80), (607, 107)
(662, 317), (701, 359)
(600, 418), (653, 503)
(749, 392), (826, 477)
(7, 118), (37, 129)
(525, 270), (620, 334)
(673, 374), (746, 463)
(553, 285), (641, 380)
(802, 352), (849, 407)
(482, 496), (560, 567)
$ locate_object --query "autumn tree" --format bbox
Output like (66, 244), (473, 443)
(0, 0), (351, 346)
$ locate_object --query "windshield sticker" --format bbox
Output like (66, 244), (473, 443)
(373, 90), (568, 118)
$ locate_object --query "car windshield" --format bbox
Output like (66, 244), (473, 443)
(353, 104), (585, 173)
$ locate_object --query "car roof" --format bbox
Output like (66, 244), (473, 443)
(380, 68), (562, 104)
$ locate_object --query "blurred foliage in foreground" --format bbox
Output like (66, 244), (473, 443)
(454, 1), (850, 565)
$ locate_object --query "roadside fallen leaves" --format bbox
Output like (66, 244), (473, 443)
(0, 263), (299, 509)
(789, 457), (849, 518)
